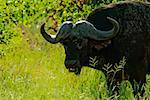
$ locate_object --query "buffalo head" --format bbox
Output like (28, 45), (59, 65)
(40, 17), (119, 75)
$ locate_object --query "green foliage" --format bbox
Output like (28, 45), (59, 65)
(0, 0), (149, 99)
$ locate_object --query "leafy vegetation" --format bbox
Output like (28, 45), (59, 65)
(0, 0), (150, 99)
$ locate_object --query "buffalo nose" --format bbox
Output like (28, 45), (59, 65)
(65, 60), (79, 68)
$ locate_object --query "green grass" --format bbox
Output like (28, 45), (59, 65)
(0, 36), (107, 99)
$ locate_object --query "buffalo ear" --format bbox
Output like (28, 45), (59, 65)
(89, 40), (111, 50)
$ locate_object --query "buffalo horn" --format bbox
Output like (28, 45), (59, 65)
(73, 17), (119, 40)
(40, 22), (73, 44)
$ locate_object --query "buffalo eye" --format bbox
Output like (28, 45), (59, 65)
(77, 43), (82, 49)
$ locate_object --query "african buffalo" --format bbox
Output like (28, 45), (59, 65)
(41, 1), (150, 94)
